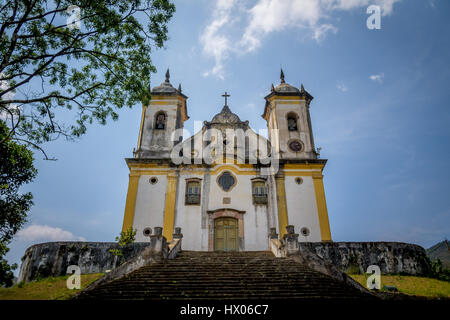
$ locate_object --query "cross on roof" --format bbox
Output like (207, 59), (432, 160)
(222, 91), (230, 106)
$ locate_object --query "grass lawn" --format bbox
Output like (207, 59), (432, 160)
(0, 273), (104, 300)
(350, 274), (450, 299)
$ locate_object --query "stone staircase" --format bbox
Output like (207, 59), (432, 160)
(74, 251), (375, 300)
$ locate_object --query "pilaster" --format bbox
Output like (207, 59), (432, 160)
(162, 171), (179, 241)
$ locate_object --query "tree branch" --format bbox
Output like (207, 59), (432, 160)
(12, 137), (57, 161)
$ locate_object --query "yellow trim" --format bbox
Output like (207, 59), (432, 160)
(275, 173), (289, 239)
(127, 163), (170, 169)
(122, 173), (140, 232)
(128, 163), (322, 176)
(284, 171), (315, 176)
(130, 169), (318, 177)
(211, 161), (255, 169)
(210, 165), (257, 176)
(151, 95), (186, 101)
(180, 99), (189, 122)
(312, 172), (332, 241)
(150, 101), (175, 105)
(273, 101), (302, 105)
(130, 170), (169, 175)
(128, 167), (320, 177)
(284, 163), (325, 170)
(268, 96), (304, 102)
(272, 96), (304, 100)
(179, 170), (205, 176)
(137, 105), (146, 149)
(162, 172), (178, 241)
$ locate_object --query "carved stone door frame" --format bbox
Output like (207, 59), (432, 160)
(207, 208), (245, 252)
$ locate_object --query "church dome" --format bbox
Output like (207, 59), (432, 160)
(211, 105), (243, 124)
(273, 68), (300, 93)
(151, 68), (180, 94)
(274, 82), (300, 93)
(152, 81), (177, 94)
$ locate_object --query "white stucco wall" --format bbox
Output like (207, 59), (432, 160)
(174, 174), (203, 251)
(130, 168), (324, 247)
(133, 174), (167, 242)
(284, 175), (322, 242)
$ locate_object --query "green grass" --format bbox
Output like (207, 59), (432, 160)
(350, 274), (450, 299)
(0, 273), (103, 300)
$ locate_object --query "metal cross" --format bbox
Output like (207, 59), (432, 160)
(222, 91), (230, 106)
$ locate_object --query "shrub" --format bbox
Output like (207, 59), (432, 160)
(109, 228), (136, 258)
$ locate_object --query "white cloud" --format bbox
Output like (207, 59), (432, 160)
(200, 0), (400, 79)
(329, 0), (398, 16)
(200, 0), (237, 79)
(240, 0), (323, 52)
(369, 72), (384, 83)
(313, 24), (338, 42)
(17, 225), (86, 242)
(336, 81), (348, 92)
(0, 73), (19, 121)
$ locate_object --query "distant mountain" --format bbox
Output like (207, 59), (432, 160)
(426, 240), (450, 269)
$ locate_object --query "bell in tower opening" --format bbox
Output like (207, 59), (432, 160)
(155, 113), (166, 129)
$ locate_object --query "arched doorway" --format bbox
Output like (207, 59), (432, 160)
(214, 217), (238, 252)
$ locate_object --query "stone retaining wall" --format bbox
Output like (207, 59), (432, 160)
(18, 242), (150, 283)
(298, 242), (431, 275)
(18, 240), (431, 283)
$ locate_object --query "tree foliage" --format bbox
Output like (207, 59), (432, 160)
(0, 120), (37, 244)
(109, 227), (136, 257)
(0, 242), (17, 287)
(0, 0), (175, 158)
(0, 120), (36, 287)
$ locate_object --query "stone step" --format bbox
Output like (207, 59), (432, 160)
(79, 292), (368, 300)
(106, 281), (335, 288)
(74, 251), (373, 300)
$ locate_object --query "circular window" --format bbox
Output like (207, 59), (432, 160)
(300, 227), (310, 237)
(295, 177), (303, 185)
(143, 227), (152, 237)
(149, 177), (158, 184)
(288, 140), (303, 152)
(217, 171), (236, 192)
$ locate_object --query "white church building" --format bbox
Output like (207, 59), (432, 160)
(121, 69), (332, 251)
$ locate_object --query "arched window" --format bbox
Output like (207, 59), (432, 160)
(154, 112), (166, 130)
(287, 113), (298, 131)
(252, 180), (267, 205)
(185, 180), (201, 205)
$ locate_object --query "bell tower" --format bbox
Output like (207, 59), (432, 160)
(262, 69), (316, 160)
(135, 69), (189, 159)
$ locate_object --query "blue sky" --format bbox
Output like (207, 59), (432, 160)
(6, 0), (450, 273)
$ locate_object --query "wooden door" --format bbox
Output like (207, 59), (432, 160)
(214, 217), (238, 252)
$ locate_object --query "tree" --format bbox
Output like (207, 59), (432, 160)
(0, 0), (175, 158)
(0, 242), (17, 287)
(0, 119), (36, 286)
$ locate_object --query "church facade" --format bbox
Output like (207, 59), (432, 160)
(121, 69), (332, 251)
